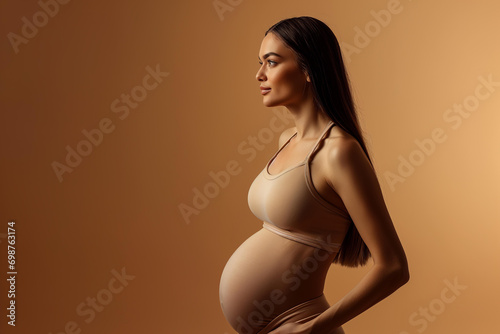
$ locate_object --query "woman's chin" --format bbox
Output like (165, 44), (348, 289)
(262, 99), (280, 108)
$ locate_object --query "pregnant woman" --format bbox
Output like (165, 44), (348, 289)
(219, 16), (409, 334)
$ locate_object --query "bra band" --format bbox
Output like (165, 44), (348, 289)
(262, 221), (341, 253)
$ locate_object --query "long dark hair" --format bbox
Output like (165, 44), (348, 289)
(266, 16), (373, 267)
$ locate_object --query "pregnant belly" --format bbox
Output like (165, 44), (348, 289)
(219, 227), (335, 333)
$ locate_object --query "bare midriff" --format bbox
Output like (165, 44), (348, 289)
(219, 227), (337, 333)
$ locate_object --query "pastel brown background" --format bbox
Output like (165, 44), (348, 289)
(1, 0), (499, 333)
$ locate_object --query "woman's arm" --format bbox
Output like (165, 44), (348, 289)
(311, 137), (410, 333)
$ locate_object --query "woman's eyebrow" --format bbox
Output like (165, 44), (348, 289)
(258, 52), (283, 61)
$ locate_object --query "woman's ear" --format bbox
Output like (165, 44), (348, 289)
(304, 71), (311, 83)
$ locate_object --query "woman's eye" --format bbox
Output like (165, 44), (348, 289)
(258, 60), (277, 67)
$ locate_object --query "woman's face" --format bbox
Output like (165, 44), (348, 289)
(256, 32), (310, 108)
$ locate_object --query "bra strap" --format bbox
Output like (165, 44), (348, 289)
(305, 120), (335, 162)
(303, 120), (351, 218)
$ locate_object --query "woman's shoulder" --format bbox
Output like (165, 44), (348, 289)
(321, 126), (375, 195)
(278, 126), (297, 147)
(323, 125), (366, 168)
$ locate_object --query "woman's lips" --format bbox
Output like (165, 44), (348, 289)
(260, 88), (271, 95)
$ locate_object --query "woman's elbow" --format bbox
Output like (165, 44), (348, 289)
(398, 262), (410, 286)
(381, 257), (410, 288)
(393, 258), (410, 287)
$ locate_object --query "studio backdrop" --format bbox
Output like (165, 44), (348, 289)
(0, 0), (499, 333)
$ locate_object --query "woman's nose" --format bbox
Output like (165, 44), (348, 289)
(255, 66), (266, 82)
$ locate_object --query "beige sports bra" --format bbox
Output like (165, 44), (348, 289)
(247, 120), (352, 256)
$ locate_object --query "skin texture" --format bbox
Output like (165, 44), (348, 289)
(256, 33), (331, 139)
(256, 35), (310, 109)
(256, 33), (409, 334)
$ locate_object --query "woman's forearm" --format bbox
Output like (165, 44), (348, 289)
(311, 263), (409, 333)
